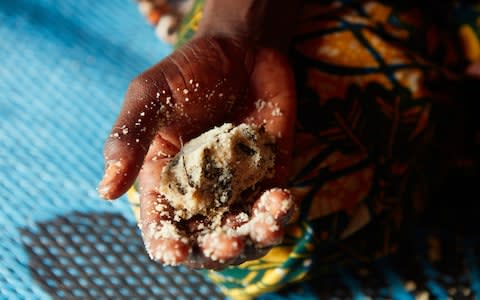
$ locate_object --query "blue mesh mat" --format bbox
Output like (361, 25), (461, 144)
(0, 0), (224, 299)
(1, 0), (480, 299)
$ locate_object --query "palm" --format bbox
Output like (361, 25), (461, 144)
(99, 37), (296, 268)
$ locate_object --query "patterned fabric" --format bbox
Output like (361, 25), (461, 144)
(131, 0), (480, 299)
(206, 223), (315, 299)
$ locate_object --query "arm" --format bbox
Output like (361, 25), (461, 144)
(198, 0), (302, 51)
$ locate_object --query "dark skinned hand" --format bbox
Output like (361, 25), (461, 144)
(98, 36), (297, 269)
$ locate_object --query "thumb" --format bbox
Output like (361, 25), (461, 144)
(243, 48), (296, 186)
(98, 75), (173, 199)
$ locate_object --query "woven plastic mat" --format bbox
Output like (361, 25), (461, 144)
(0, 0), (224, 299)
(21, 212), (222, 299)
(1, 0), (480, 299)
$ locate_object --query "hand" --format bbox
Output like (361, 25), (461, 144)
(98, 36), (297, 269)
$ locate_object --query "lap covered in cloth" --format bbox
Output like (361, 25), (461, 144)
(129, 0), (480, 298)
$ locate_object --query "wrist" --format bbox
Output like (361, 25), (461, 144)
(196, 0), (252, 41)
(196, 0), (302, 51)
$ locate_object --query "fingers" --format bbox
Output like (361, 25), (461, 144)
(200, 232), (245, 262)
(139, 188), (191, 265)
(249, 221), (284, 247)
(98, 43), (247, 199)
(98, 37), (254, 200)
(140, 184), (189, 266)
(142, 220), (190, 265)
(97, 58), (213, 199)
(252, 188), (296, 224)
(98, 74), (175, 199)
(141, 182), (296, 266)
(242, 48), (296, 185)
(137, 140), (191, 265)
(197, 188), (296, 262)
(192, 51), (297, 264)
(249, 188), (296, 247)
(138, 135), (179, 192)
(146, 38), (251, 138)
(110, 42), (297, 268)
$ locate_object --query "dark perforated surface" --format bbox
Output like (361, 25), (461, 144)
(21, 212), (225, 300)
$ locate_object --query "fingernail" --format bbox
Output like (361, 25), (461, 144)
(97, 160), (123, 199)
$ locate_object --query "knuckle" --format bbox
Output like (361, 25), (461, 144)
(127, 74), (154, 99)
(126, 72), (170, 113)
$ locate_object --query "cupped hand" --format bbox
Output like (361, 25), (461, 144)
(98, 36), (297, 269)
